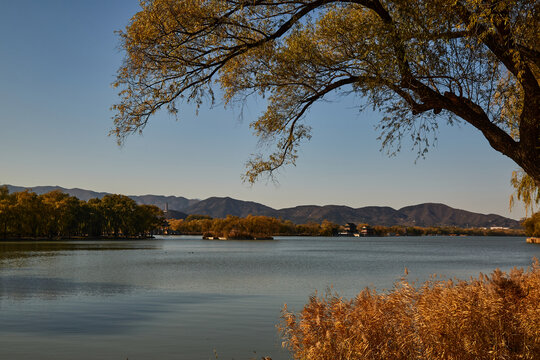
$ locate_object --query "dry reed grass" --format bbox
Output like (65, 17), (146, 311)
(280, 259), (540, 360)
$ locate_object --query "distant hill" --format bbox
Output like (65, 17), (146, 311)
(184, 199), (520, 229)
(3, 184), (520, 228)
(129, 194), (199, 213)
(5, 185), (110, 202)
(275, 205), (408, 225)
(185, 197), (277, 218)
(3, 184), (199, 213)
(398, 203), (518, 228)
(163, 209), (188, 220)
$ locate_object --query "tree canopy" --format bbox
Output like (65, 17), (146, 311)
(112, 0), (539, 184)
(509, 170), (539, 216)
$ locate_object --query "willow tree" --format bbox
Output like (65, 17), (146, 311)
(112, 0), (539, 184)
(510, 170), (539, 216)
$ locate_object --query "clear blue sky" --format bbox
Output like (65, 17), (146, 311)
(0, 0), (526, 219)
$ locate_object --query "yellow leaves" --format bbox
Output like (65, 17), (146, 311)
(510, 170), (539, 216)
(112, 0), (539, 184)
(522, 212), (540, 237)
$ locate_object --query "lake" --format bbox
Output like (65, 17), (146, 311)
(1, 236), (538, 360)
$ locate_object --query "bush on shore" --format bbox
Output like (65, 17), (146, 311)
(280, 259), (540, 360)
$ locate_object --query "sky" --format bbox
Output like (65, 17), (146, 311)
(0, 0), (527, 219)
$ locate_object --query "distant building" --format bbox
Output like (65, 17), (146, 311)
(360, 225), (374, 236)
(338, 223), (358, 236)
(344, 223), (357, 233)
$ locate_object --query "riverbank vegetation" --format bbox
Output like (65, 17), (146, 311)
(0, 186), (164, 239)
(370, 225), (524, 237)
(167, 215), (524, 238)
(280, 259), (540, 360)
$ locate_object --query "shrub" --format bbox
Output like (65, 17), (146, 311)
(280, 260), (540, 360)
(523, 213), (540, 237)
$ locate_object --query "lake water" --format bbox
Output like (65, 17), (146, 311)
(1, 236), (538, 360)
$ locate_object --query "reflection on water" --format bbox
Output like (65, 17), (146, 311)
(0, 236), (538, 360)
(1, 290), (237, 335)
(0, 275), (135, 300)
(0, 240), (158, 257)
(0, 240), (159, 268)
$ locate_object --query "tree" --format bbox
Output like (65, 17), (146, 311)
(113, 0), (539, 184)
(14, 190), (45, 237)
(509, 170), (539, 217)
(0, 186), (15, 239)
(40, 190), (81, 238)
(99, 194), (139, 237)
(522, 212), (540, 237)
(134, 204), (165, 235)
(84, 198), (105, 237)
(321, 220), (339, 236)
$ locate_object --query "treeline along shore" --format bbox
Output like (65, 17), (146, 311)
(0, 186), (164, 240)
(167, 215), (525, 238)
(1, 186), (527, 241)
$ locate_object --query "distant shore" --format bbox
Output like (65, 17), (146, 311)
(202, 235), (274, 240)
(1, 233), (529, 242)
(0, 235), (155, 242)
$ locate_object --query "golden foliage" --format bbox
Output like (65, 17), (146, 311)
(522, 213), (540, 237)
(168, 214), (340, 237)
(280, 260), (540, 360)
(510, 170), (540, 217)
(112, 0), (540, 183)
(0, 186), (164, 239)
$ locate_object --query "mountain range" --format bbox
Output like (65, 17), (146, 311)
(3, 184), (521, 228)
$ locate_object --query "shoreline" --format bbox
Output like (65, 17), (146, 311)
(1, 234), (530, 242)
(0, 236), (155, 242)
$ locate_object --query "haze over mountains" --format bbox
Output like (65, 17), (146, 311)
(4, 184), (520, 228)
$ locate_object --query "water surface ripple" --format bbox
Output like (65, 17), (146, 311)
(1, 236), (538, 359)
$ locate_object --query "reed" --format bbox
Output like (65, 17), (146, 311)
(280, 259), (540, 360)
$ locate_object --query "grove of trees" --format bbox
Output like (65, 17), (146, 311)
(0, 186), (164, 239)
(168, 215), (340, 237)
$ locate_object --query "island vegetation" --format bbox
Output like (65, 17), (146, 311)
(168, 215), (340, 239)
(167, 215), (524, 238)
(0, 186), (164, 240)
